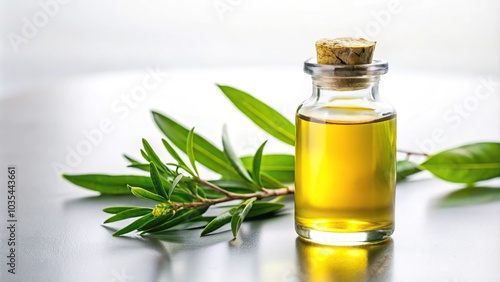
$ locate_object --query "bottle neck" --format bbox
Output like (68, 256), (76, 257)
(311, 75), (381, 101)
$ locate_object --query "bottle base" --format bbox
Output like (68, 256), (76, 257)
(295, 223), (393, 246)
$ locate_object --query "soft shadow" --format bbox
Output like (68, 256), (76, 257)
(295, 238), (394, 282)
(63, 194), (149, 211)
(395, 176), (434, 187)
(437, 186), (500, 207)
(102, 225), (174, 282)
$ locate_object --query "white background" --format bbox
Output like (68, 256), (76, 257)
(0, 0), (499, 155)
(1, 0), (499, 86)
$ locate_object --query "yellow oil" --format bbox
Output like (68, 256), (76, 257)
(295, 113), (396, 233)
(296, 238), (393, 281)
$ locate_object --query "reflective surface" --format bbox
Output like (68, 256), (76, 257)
(295, 238), (393, 282)
(0, 70), (499, 282)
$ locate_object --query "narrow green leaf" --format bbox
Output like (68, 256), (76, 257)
(169, 185), (198, 202)
(241, 154), (294, 183)
(142, 139), (169, 174)
(170, 194), (194, 203)
(103, 206), (137, 214)
(217, 85), (295, 146)
(162, 217), (212, 232)
(186, 128), (199, 176)
(261, 173), (286, 189)
(231, 197), (257, 238)
(149, 162), (169, 200)
(63, 174), (157, 195)
(162, 139), (194, 176)
(140, 149), (151, 162)
(170, 174), (183, 199)
(252, 141), (267, 186)
(246, 201), (285, 218)
(162, 138), (185, 166)
(185, 180), (199, 197)
(127, 163), (150, 172)
(113, 213), (154, 236)
(129, 186), (167, 203)
(127, 163), (188, 175)
(152, 111), (240, 179)
(139, 211), (177, 232)
(143, 206), (209, 233)
(124, 155), (140, 164)
(209, 180), (257, 193)
(222, 125), (253, 183)
(439, 187), (500, 207)
(396, 160), (422, 182)
(201, 207), (238, 236)
(420, 142), (500, 183)
(104, 208), (153, 223)
(197, 182), (208, 198)
(124, 155), (152, 172)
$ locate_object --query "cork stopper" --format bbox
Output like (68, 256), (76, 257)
(315, 38), (376, 65)
(313, 38), (377, 90)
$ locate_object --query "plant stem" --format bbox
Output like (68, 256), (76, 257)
(173, 186), (294, 210)
(197, 178), (236, 197)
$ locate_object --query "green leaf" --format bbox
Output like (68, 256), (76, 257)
(396, 160), (422, 182)
(201, 207), (238, 236)
(169, 185), (198, 202)
(420, 142), (500, 183)
(231, 197), (257, 238)
(104, 208), (153, 223)
(222, 125), (253, 183)
(63, 174), (157, 195)
(124, 155), (140, 164)
(439, 187), (500, 207)
(162, 139), (194, 176)
(209, 180), (257, 193)
(129, 186), (167, 203)
(260, 173), (286, 189)
(161, 217), (212, 232)
(124, 155), (151, 172)
(140, 149), (151, 162)
(252, 141), (267, 186)
(217, 85), (295, 146)
(170, 193), (194, 203)
(241, 154), (294, 183)
(103, 206), (137, 214)
(127, 163), (150, 172)
(153, 111), (240, 179)
(186, 128), (199, 176)
(170, 174), (183, 199)
(113, 213), (154, 236)
(149, 163), (169, 200)
(139, 212), (176, 232)
(142, 206), (209, 233)
(142, 139), (169, 174)
(246, 201), (285, 218)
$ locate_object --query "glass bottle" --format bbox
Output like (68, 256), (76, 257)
(295, 58), (396, 245)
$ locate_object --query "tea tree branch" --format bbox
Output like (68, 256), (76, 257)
(197, 178), (235, 197)
(62, 85), (500, 240)
(173, 186), (294, 210)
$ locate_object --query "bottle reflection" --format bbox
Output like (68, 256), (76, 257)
(296, 238), (393, 282)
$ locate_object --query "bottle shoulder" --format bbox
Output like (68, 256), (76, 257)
(297, 97), (396, 123)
